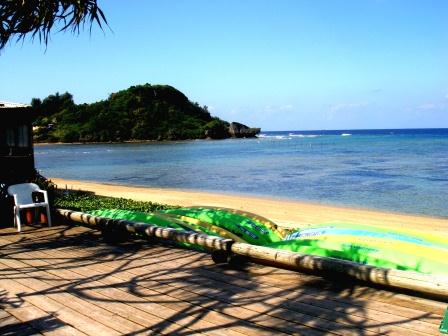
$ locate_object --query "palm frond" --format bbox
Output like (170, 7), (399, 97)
(0, 0), (108, 50)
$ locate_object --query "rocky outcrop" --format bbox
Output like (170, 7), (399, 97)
(204, 127), (228, 139)
(228, 122), (261, 138)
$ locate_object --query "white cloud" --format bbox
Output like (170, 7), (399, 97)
(416, 103), (437, 111)
(263, 104), (294, 113)
(280, 104), (294, 111)
(329, 102), (369, 113)
(326, 102), (370, 122)
(228, 108), (240, 116)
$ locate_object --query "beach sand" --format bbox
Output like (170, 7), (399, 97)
(51, 178), (448, 234)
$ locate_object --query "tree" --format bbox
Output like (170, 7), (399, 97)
(31, 84), (228, 142)
(0, 0), (107, 50)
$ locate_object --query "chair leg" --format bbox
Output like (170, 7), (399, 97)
(15, 207), (22, 232)
(45, 205), (52, 227)
(12, 207), (17, 228)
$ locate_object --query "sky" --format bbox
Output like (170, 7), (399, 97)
(1, 0), (448, 131)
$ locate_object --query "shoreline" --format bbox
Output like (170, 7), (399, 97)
(51, 177), (448, 233)
(34, 139), (178, 146)
(33, 136), (260, 147)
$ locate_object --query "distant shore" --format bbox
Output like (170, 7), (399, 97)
(34, 139), (188, 146)
(33, 136), (254, 146)
(51, 178), (448, 234)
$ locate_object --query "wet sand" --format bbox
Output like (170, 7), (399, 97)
(51, 178), (448, 234)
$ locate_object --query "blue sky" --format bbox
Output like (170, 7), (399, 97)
(1, 0), (448, 131)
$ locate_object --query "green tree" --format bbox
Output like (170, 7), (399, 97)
(0, 0), (107, 50)
(31, 84), (244, 142)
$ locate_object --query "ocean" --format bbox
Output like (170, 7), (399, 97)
(34, 128), (448, 218)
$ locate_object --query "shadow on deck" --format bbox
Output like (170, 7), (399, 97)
(0, 223), (445, 335)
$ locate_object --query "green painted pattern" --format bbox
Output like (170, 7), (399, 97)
(89, 207), (448, 276)
(265, 237), (448, 275)
(161, 207), (283, 245)
(88, 209), (213, 250)
(440, 308), (448, 334)
(319, 221), (448, 250)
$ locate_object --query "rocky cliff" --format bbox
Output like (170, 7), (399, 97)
(228, 122), (261, 138)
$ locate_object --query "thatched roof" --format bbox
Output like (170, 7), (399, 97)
(0, 101), (30, 108)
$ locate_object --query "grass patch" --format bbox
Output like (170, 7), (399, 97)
(54, 190), (176, 213)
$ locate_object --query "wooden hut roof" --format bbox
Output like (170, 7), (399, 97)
(0, 101), (30, 108)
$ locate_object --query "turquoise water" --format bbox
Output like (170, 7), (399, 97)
(34, 129), (448, 218)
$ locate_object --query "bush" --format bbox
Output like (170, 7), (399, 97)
(54, 190), (176, 213)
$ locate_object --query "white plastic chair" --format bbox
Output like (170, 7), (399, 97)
(7, 183), (52, 232)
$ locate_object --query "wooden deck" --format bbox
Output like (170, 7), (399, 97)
(0, 224), (446, 335)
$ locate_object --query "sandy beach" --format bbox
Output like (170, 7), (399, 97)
(51, 178), (448, 234)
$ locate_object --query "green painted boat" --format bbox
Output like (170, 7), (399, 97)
(89, 207), (448, 276)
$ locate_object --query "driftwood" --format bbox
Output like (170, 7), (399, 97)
(56, 208), (448, 299)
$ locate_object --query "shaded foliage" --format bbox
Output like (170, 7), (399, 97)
(32, 84), (231, 142)
(0, 0), (107, 50)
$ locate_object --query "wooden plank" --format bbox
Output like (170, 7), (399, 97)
(0, 232), (422, 336)
(149, 246), (445, 332)
(0, 258), (239, 336)
(0, 314), (43, 336)
(5, 234), (438, 336)
(0, 310), (10, 320)
(0, 267), (179, 335)
(0, 278), (121, 336)
(131, 263), (439, 335)
(75, 280), (285, 336)
(3, 232), (332, 335)
(152, 245), (447, 318)
(3, 224), (444, 322)
(0, 252), (294, 336)
(72, 242), (440, 334)
(142, 243), (448, 316)
(0, 253), (276, 336)
(0, 232), (330, 336)
(35, 226), (448, 328)
(6, 305), (87, 336)
(9, 240), (337, 336)
(12, 278), (148, 334)
(52, 239), (440, 334)
(64, 238), (444, 334)
(231, 261), (448, 314)
(0, 314), (20, 328)
(1, 225), (445, 336)
(2, 244), (438, 336)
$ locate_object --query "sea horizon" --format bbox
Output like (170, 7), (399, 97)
(262, 127), (448, 134)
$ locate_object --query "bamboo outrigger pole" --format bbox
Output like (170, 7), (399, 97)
(56, 209), (448, 299)
(230, 242), (448, 298)
(56, 209), (232, 251)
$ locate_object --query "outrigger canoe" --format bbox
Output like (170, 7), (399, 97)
(88, 207), (448, 277)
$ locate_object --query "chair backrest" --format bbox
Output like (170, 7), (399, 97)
(7, 183), (41, 205)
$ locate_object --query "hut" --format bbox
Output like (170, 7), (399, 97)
(0, 101), (35, 224)
(0, 101), (35, 183)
